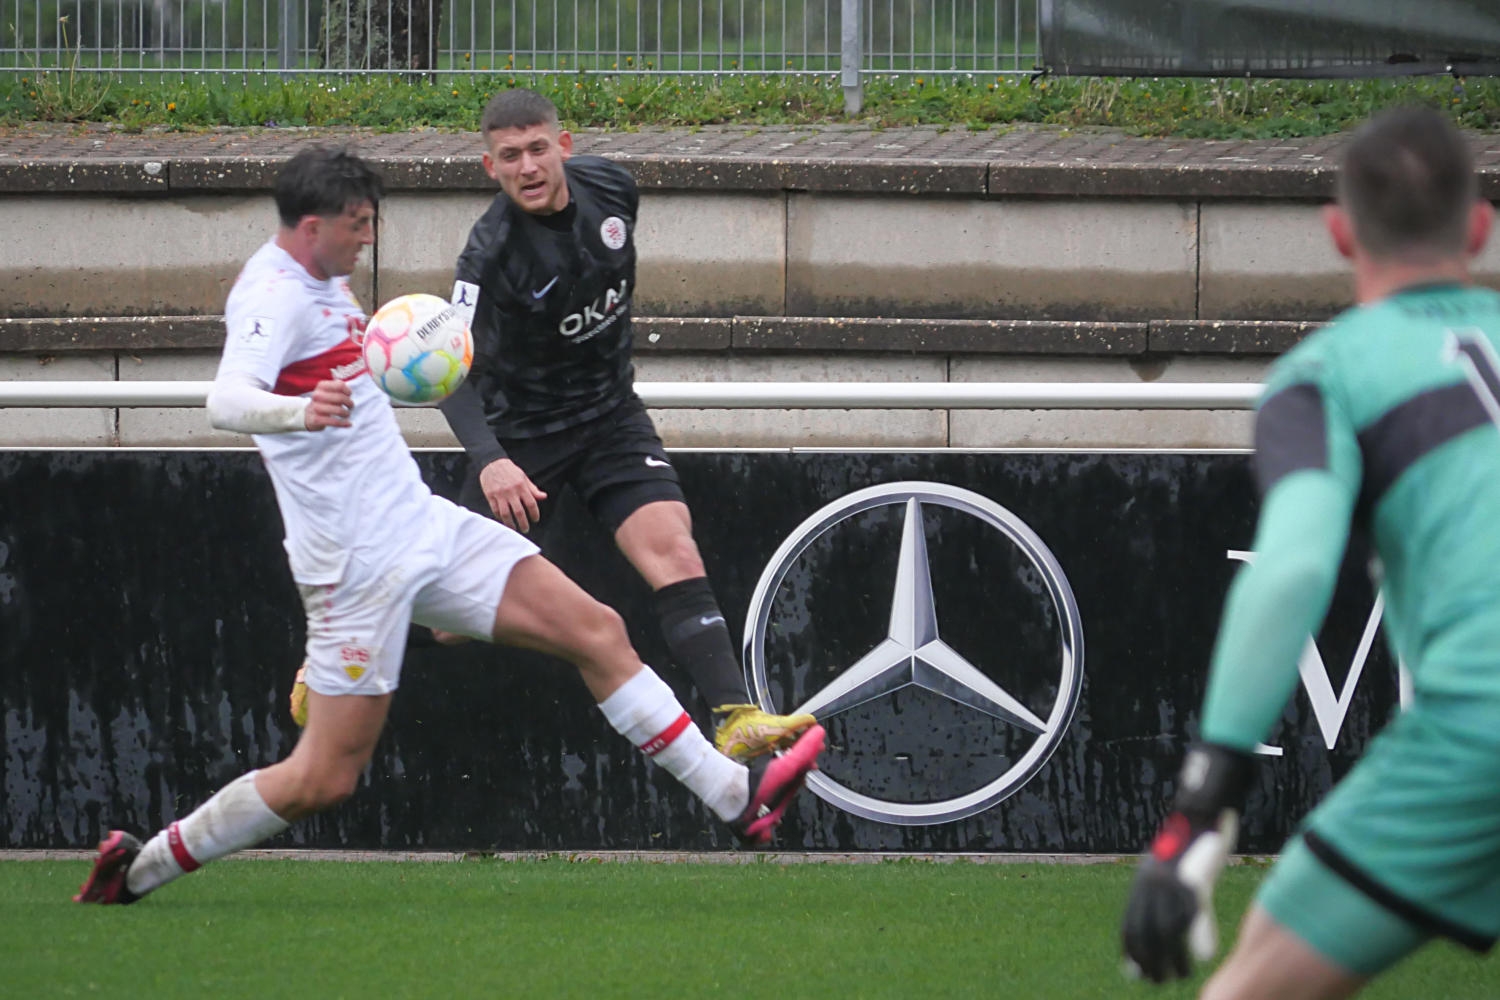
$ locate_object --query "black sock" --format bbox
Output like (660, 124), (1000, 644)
(653, 576), (750, 711)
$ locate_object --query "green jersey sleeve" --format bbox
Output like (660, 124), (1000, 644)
(1199, 347), (1364, 752)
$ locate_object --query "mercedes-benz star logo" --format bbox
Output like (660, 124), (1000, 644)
(743, 481), (1085, 826)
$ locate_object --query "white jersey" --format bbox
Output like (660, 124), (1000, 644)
(219, 240), (430, 584)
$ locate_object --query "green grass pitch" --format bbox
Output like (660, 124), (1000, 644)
(5, 858), (1495, 998)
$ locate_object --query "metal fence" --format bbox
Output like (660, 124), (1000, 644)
(3, 0), (1039, 76)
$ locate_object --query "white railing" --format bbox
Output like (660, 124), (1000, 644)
(0, 381), (1262, 408)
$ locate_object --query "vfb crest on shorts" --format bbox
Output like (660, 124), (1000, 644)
(742, 481), (1085, 825)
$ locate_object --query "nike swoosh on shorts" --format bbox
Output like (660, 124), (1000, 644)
(532, 276), (559, 299)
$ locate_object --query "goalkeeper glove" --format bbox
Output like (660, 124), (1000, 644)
(1121, 743), (1253, 983)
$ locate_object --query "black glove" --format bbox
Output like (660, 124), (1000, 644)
(1121, 743), (1253, 983)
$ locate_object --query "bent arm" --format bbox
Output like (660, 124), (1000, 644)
(206, 368), (308, 434)
(1199, 373), (1362, 751)
(438, 380), (507, 468)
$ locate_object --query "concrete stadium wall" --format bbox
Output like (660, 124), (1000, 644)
(26, 189), (1500, 322)
(6, 160), (1497, 450)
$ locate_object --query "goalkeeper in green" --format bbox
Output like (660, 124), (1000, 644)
(1123, 106), (1500, 998)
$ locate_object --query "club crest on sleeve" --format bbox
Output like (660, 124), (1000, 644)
(600, 216), (627, 250)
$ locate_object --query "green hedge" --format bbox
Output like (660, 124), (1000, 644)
(2, 71), (1497, 136)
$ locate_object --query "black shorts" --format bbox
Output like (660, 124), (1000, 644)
(458, 395), (685, 534)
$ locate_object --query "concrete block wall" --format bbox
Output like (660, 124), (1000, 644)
(2, 195), (374, 318)
(8, 189), (1500, 324)
(783, 197), (1199, 321)
(1200, 203), (1500, 319)
(0, 353), (115, 446)
(8, 188), (1500, 324)
(377, 191), (791, 316)
(7, 146), (1493, 451)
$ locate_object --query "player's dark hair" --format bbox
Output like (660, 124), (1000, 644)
(480, 88), (559, 134)
(1338, 106), (1477, 262)
(273, 145), (384, 228)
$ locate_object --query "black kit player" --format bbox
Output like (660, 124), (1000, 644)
(435, 88), (815, 764)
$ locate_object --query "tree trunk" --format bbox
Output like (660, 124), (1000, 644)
(320, 0), (444, 70)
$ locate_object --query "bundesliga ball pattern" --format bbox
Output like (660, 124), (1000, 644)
(362, 293), (474, 406)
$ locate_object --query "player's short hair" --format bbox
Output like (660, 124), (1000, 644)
(480, 88), (560, 135)
(273, 146), (384, 228)
(1338, 106), (1478, 262)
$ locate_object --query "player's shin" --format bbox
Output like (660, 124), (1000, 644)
(125, 771), (291, 897)
(1122, 743), (1254, 983)
(597, 666), (748, 821)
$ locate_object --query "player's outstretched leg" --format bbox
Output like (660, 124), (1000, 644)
(729, 723), (826, 847)
(73, 830), (143, 905)
(713, 703), (819, 763)
(619, 505), (821, 762)
(79, 692), (389, 903)
(74, 771), (293, 905)
(490, 555), (824, 845)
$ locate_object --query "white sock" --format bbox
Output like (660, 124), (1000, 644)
(598, 666), (748, 822)
(126, 771), (290, 896)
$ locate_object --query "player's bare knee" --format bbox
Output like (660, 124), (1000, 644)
(658, 535), (705, 579)
(277, 757), (362, 813)
(307, 768), (361, 810)
(558, 600), (636, 683)
(575, 600), (629, 657)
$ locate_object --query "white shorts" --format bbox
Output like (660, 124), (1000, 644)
(297, 495), (539, 698)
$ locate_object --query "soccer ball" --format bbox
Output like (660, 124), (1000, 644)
(362, 293), (474, 406)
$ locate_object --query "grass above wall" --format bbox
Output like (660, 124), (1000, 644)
(2, 70), (1498, 138)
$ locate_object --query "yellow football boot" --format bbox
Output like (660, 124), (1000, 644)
(290, 662), (309, 728)
(713, 704), (819, 763)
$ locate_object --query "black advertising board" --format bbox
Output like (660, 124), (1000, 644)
(0, 450), (1399, 852)
(1041, 0), (1500, 77)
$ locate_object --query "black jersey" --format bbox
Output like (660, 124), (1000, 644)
(444, 155), (639, 447)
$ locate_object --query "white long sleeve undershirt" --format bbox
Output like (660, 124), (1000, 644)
(206, 369), (309, 434)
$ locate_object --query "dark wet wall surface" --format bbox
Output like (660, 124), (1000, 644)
(0, 450), (1397, 852)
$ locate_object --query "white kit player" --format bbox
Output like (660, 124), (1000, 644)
(73, 146), (825, 905)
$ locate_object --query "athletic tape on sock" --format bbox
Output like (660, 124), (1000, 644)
(166, 822), (202, 873)
(640, 712), (692, 756)
(597, 667), (680, 738)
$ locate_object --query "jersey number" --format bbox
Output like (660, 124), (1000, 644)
(1446, 328), (1500, 427)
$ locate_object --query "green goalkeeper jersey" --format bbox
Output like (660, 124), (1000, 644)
(1202, 283), (1500, 751)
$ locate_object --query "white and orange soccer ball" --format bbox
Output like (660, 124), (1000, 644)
(362, 293), (474, 406)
